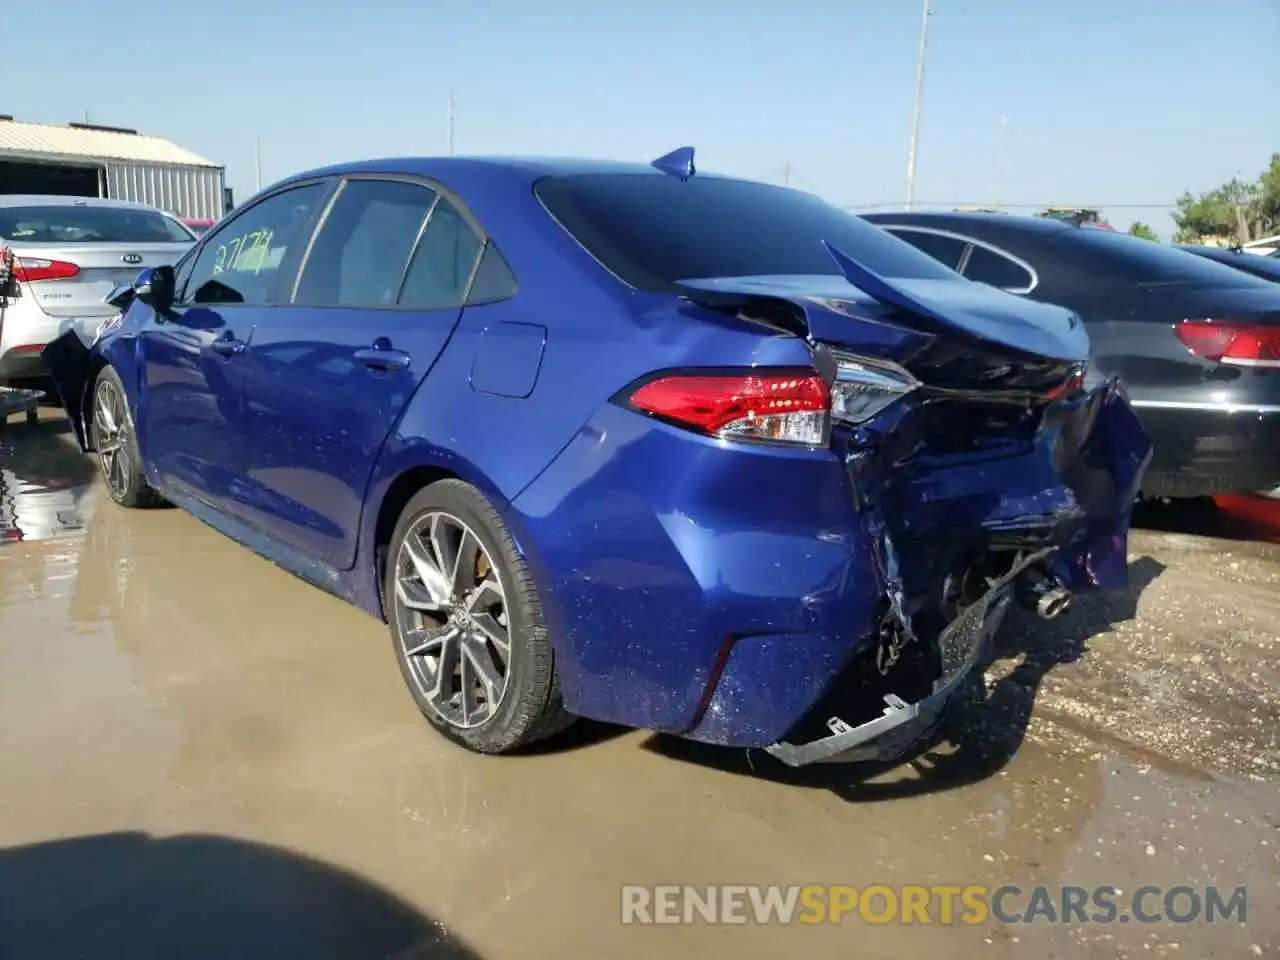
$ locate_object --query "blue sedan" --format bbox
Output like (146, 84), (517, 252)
(42, 148), (1150, 766)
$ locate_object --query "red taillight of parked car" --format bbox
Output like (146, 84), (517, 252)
(12, 258), (80, 283)
(1174, 319), (1280, 369)
(1043, 369), (1087, 400)
(624, 369), (832, 445)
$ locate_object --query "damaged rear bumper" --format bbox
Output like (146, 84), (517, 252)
(762, 548), (1041, 767)
(682, 380), (1149, 764)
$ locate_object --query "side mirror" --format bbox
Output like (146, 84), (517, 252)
(135, 265), (176, 315)
(104, 283), (136, 311)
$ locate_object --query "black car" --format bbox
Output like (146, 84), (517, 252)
(1176, 244), (1280, 284)
(862, 212), (1280, 499)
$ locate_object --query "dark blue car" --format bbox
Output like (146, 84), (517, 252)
(42, 149), (1150, 767)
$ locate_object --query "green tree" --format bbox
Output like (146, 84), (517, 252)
(1172, 155), (1280, 244)
(1128, 222), (1159, 241)
(1256, 152), (1280, 231)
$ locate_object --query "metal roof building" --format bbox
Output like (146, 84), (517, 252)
(0, 116), (226, 220)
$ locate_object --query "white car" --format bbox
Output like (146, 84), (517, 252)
(0, 195), (195, 385)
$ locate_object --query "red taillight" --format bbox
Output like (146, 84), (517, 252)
(11, 344), (44, 353)
(1174, 319), (1280, 368)
(624, 369), (831, 445)
(12, 258), (80, 283)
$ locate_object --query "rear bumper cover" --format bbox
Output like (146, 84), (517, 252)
(0, 348), (49, 381)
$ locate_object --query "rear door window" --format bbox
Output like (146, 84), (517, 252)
(883, 227), (968, 270)
(397, 198), (484, 309)
(295, 179), (439, 307)
(963, 245), (1036, 291)
(465, 243), (518, 304)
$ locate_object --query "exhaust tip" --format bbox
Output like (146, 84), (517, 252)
(1016, 571), (1073, 620)
(1036, 588), (1072, 620)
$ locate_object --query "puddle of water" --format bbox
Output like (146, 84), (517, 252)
(0, 418), (95, 544)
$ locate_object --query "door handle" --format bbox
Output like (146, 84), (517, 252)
(354, 347), (411, 371)
(211, 337), (246, 357)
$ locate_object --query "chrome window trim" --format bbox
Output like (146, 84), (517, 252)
(884, 224), (1039, 295)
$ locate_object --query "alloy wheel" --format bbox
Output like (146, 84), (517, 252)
(392, 511), (512, 728)
(93, 378), (131, 498)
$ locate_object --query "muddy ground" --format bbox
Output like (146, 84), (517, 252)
(1, 412), (1276, 959)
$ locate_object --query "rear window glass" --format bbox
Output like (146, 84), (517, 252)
(1057, 229), (1273, 287)
(0, 205), (193, 244)
(534, 174), (960, 291)
(1202, 251), (1280, 282)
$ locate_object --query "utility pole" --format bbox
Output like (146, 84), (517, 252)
(781, 161), (793, 186)
(448, 89), (456, 156)
(254, 136), (262, 191)
(904, 0), (932, 210)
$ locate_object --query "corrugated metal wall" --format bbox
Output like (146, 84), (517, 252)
(104, 162), (225, 219)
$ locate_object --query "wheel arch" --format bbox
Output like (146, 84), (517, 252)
(362, 445), (520, 621)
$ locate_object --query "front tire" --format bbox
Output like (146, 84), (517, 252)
(385, 479), (573, 754)
(91, 366), (163, 509)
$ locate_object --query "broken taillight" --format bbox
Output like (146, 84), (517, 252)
(829, 355), (919, 424)
(1174, 319), (1280, 369)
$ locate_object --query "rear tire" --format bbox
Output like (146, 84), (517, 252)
(91, 366), (163, 509)
(385, 479), (573, 754)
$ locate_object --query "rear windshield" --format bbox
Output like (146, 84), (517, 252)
(1055, 228), (1274, 287)
(1204, 251), (1280, 282)
(535, 173), (960, 291)
(0, 205), (194, 244)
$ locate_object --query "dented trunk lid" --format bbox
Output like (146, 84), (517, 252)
(676, 272), (1088, 370)
(677, 266), (1093, 470)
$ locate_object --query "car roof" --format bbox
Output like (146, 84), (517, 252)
(0, 194), (165, 211)
(272, 155), (757, 194)
(861, 210), (1076, 236)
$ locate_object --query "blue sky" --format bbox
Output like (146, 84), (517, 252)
(5, 0), (1277, 236)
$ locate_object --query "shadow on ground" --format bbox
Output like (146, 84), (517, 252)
(1134, 494), (1280, 545)
(0, 832), (481, 960)
(641, 555), (1167, 801)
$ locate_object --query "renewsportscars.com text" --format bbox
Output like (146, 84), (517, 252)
(620, 884), (1248, 926)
